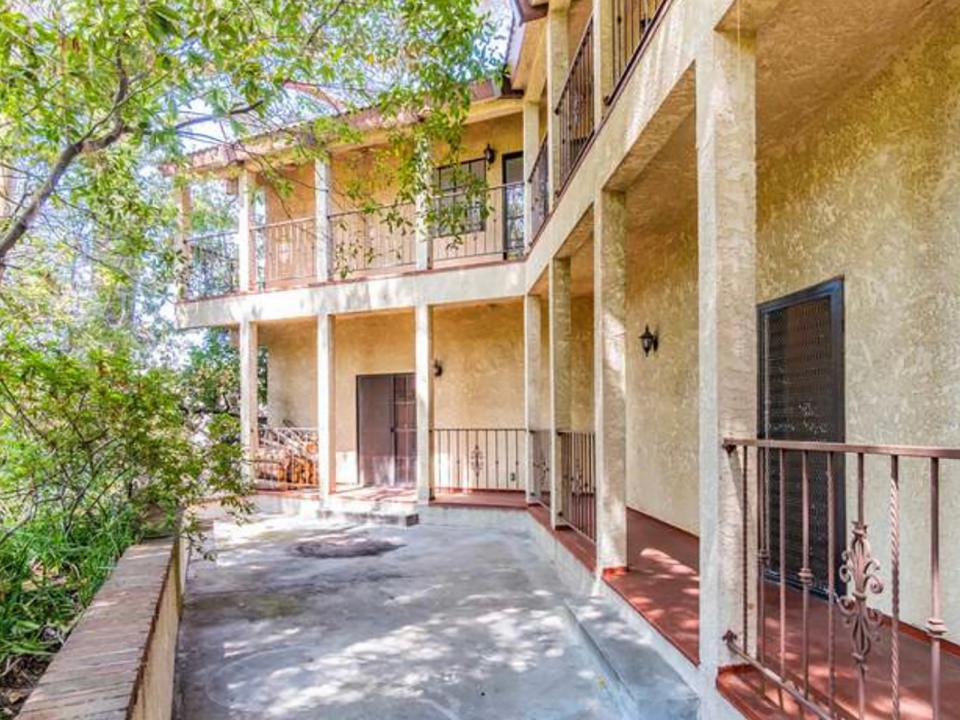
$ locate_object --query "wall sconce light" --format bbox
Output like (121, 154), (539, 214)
(640, 325), (659, 357)
(432, 360), (444, 377)
(483, 144), (497, 165)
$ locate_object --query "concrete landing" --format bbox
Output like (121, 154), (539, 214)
(176, 515), (638, 719)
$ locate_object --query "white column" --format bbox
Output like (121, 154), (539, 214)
(314, 158), (331, 282)
(415, 191), (432, 271)
(239, 320), (259, 484)
(522, 101), (540, 249)
(316, 314), (336, 497)
(548, 257), (572, 528)
(594, 189), (628, 572)
(415, 304), (434, 503)
(176, 184), (192, 299)
(523, 293), (543, 504)
(237, 168), (253, 292)
(592, 0), (615, 123)
(545, 6), (569, 204)
(696, 29), (758, 685)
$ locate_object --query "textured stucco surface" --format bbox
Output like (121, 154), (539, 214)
(757, 15), (960, 637)
(625, 224), (699, 535)
(571, 294), (595, 432)
(262, 319), (319, 428)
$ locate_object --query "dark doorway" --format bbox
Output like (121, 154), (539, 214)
(357, 373), (417, 488)
(758, 278), (844, 594)
(502, 152), (525, 257)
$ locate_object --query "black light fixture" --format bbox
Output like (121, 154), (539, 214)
(640, 325), (659, 357)
(432, 359), (444, 377)
(483, 143), (496, 164)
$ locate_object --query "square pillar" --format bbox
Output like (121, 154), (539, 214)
(176, 184), (192, 300)
(523, 293), (543, 504)
(314, 158), (332, 282)
(415, 191), (432, 271)
(522, 101), (540, 249)
(592, 0), (616, 122)
(545, 6), (568, 203)
(239, 320), (259, 484)
(237, 168), (254, 292)
(316, 314), (336, 497)
(548, 257), (572, 528)
(594, 189), (628, 572)
(696, 30), (758, 681)
(415, 304), (434, 504)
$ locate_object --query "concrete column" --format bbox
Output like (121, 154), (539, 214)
(522, 101), (540, 249)
(523, 293), (543, 504)
(548, 257), (572, 528)
(594, 189), (628, 572)
(696, 29), (759, 685)
(175, 184), (192, 300)
(316, 314), (336, 497)
(545, 6), (569, 205)
(237, 168), (254, 292)
(415, 191), (432, 271)
(415, 304), (434, 504)
(239, 320), (259, 484)
(314, 158), (331, 281)
(592, 0), (616, 123)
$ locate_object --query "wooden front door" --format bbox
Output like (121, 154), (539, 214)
(357, 373), (416, 488)
(759, 278), (845, 593)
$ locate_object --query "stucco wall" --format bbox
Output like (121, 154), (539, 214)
(433, 301), (525, 429)
(757, 16), (960, 637)
(262, 163), (316, 223)
(626, 224), (700, 534)
(570, 294), (595, 432)
(262, 320), (318, 428)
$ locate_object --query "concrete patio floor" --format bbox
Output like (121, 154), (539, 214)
(174, 511), (694, 719)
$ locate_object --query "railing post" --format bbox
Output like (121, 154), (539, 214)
(237, 167), (254, 292)
(316, 313), (336, 498)
(593, 0), (615, 123)
(593, 188), (628, 572)
(524, 293), (543, 504)
(546, 6), (569, 206)
(549, 256), (572, 528)
(415, 189), (432, 271)
(239, 320), (259, 484)
(522, 101), (540, 250)
(415, 304), (435, 503)
(696, 26), (758, 693)
(314, 157), (332, 282)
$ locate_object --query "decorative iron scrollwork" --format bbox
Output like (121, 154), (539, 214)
(838, 521), (884, 667)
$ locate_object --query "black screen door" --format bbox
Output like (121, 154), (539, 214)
(759, 278), (845, 593)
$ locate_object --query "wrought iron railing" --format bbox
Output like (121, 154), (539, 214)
(327, 203), (417, 277)
(554, 19), (595, 196)
(529, 136), (549, 242)
(254, 217), (317, 289)
(531, 429), (552, 510)
(186, 231), (238, 299)
(558, 430), (596, 541)
(431, 183), (525, 263)
(256, 426), (319, 487)
(722, 438), (959, 720)
(431, 428), (526, 492)
(606, 0), (669, 105)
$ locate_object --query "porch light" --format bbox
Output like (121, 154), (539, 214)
(640, 325), (659, 357)
(433, 360), (443, 377)
(483, 144), (496, 164)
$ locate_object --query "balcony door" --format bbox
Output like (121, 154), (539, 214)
(502, 152), (525, 257)
(759, 278), (845, 594)
(357, 373), (416, 488)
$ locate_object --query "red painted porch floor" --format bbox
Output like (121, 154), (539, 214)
(719, 581), (960, 719)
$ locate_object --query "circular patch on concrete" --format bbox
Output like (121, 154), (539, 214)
(292, 533), (402, 559)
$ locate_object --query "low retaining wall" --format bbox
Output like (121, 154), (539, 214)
(18, 536), (187, 720)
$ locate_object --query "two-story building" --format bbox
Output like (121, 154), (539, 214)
(174, 0), (960, 717)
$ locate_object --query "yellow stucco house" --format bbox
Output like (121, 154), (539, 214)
(173, 0), (960, 717)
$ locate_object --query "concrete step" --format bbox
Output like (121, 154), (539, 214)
(319, 496), (419, 527)
(562, 597), (700, 720)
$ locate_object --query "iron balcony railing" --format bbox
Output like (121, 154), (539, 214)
(431, 428), (526, 492)
(327, 202), (417, 277)
(558, 430), (596, 542)
(255, 217), (317, 290)
(606, 0), (669, 105)
(554, 19), (595, 196)
(529, 136), (549, 243)
(722, 437), (960, 720)
(531, 429), (552, 510)
(430, 183), (525, 263)
(185, 230), (238, 299)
